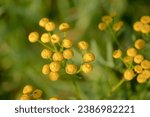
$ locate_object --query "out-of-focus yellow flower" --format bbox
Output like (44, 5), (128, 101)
(134, 39), (145, 50)
(78, 41), (89, 50)
(134, 65), (143, 73)
(20, 94), (31, 100)
(32, 89), (43, 99)
(42, 64), (50, 75)
(124, 69), (135, 81)
(137, 74), (147, 83)
(123, 56), (133, 64)
(140, 16), (150, 24)
(23, 85), (33, 94)
(141, 60), (150, 69)
(134, 54), (144, 64)
(59, 23), (70, 32)
(98, 22), (107, 31)
(28, 32), (39, 43)
(45, 21), (56, 32)
(102, 15), (113, 25)
(141, 24), (150, 34)
(113, 21), (124, 32)
(113, 49), (122, 59)
(39, 17), (49, 27)
(126, 47), (137, 57)
(51, 34), (60, 44)
(133, 21), (143, 32)
(141, 70), (150, 79)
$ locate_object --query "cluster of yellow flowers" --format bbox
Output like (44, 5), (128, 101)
(133, 16), (150, 34)
(20, 85), (43, 100)
(28, 17), (95, 81)
(98, 14), (124, 32)
(113, 38), (150, 83)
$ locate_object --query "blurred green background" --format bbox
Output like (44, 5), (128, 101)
(0, 0), (150, 100)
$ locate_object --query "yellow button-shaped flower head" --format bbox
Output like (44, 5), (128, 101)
(42, 64), (50, 75)
(81, 63), (93, 73)
(59, 23), (70, 32)
(113, 21), (124, 32)
(141, 70), (150, 79)
(45, 21), (55, 32)
(134, 54), (144, 64)
(83, 52), (95, 62)
(137, 74), (147, 83)
(123, 56), (133, 64)
(98, 22), (107, 31)
(28, 32), (39, 43)
(140, 16), (150, 24)
(141, 60), (150, 69)
(78, 41), (89, 50)
(63, 49), (74, 60)
(134, 65), (143, 74)
(124, 69), (135, 81)
(62, 38), (73, 48)
(141, 24), (150, 34)
(51, 34), (60, 44)
(52, 52), (63, 62)
(20, 94), (31, 100)
(126, 47), (137, 57)
(39, 17), (49, 27)
(49, 72), (59, 81)
(65, 64), (77, 75)
(133, 21), (143, 32)
(32, 89), (43, 99)
(41, 49), (53, 59)
(49, 61), (60, 72)
(134, 39), (145, 50)
(113, 49), (122, 59)
(41, 33), (51, 43)
(102, 15), (112, 25)
(23, 85), (33, 94)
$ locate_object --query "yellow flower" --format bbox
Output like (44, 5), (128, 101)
(124, 69), (135, 81)
(41, 33), (51, 43)
(45, 21), (56, 32)
(63, 49), (74, 60)
(113, 21), (124, 32)
(123, 56), (133, 64)
(39, 17), (49, 27)
(20, 94), (31, 100)
(78, 41), (89, 50)
(134, 54), (144, 64)
(102, 15), (112, 25)
(52, 52), (63, 62)
(126, 47), (137, 57)
(28, 32), (39, 43)
(141, 24), (150, 34)
(83, 52), (95, 62)
(133, 21), (143, 32)
(65, 64), (77, 75)
(49, 72), (59, 81)
(134, 65), (143, 74)
(49, 61), (60, 72)
(134, 39), (145, 50)
(32, 89), (43, 99)
(59, 23), (70, 32)
(141, 70), (150, 79)
(49, 97), (58, 100)
(42, 64), (50, 75)
(81, 63), (93, 73)
(141, 60), (150, 69)
(51, 34), (60, 44)
(137, 74), (147, 83)
(41, 49), (53, 59)
(140, 16), (150, 24)
(23, 85), (33, 94)
(98, 22), (107, 31)
(113, 49), (122, 59)
(62, 38), (73, 48)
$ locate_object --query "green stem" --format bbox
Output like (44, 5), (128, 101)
(72, 77), (82, 99)
(112, 78), (125, 92)
(38, 40), (54, 51)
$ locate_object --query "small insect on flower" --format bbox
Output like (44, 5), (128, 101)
(59, 23), (70, 32)
(28, 32), (39, 43)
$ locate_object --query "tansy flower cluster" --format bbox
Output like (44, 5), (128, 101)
(20, 85), (43, 100)
(133, 16), (150, 34)
(28, 17), (95, 81)
(98, 13), (124, 32)
(113, 39), (150, 83)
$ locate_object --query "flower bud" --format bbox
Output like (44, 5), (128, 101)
(133, 21), (143, 32)
(41, 49), (53, 59)
(124, 69), (135, 81)
(39, 17), (49, 27)
(49, 72), (59, 81)
(59, 23), (70, 32)
(20, 94), (31, 100)
(63, 49), (74, 59)
(83, 52), (95, 62)
(42, 64), (50, 75)
(98, 22), (107, 31)
(45, 21), (55, 32)
(32, 89), (43, 99)
(41, 33), (51, 43)
(65, 64), (77, 75)
(62, 38), (73, 48)
(52, 52), (63, 62)
(126, 48), (137, 57)
(134, 65), (143, 73)
(134, 54), (144, 64)
(28, 32), (39, 43)
(78, 41), (89, 50)
(141, 60), (150, 69)
(51, 34), (60, 44)
(113, 49), (122, 59)
(49, 62), (60, 72)
(23, 85), (33, 94)
(134, 39), (145, 50)
(137, 74), (147, 83)
(81, 63), (93, 73)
